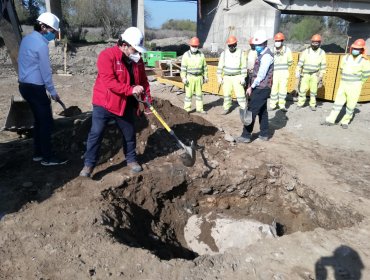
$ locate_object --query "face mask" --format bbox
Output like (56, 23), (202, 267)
(43, 31), (56, 41)
(129, 52), (141, 63)
(228, 45), (237, 53)
(352, 49), (361, 56)
(274, 42), (282, 48)
(190, 47), (198, 53)
(255, 45), (265, 54)
(311, 44), (319, 50)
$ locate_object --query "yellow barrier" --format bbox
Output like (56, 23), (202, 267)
(157, 53), (370, 102)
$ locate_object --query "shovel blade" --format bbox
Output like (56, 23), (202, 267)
(179, 141), (196, 167)
(239, 107), (253, 126)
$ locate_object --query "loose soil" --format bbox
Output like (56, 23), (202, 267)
(1, 44), (370, 280)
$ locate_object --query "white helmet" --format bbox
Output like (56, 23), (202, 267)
(252, 30), (268, 45)
(120, 27), (146, 53)
(37, 12), (60, 32)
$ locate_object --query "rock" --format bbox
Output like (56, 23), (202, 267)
(200, 187), (213, 195)
(224, 133), (235, 142)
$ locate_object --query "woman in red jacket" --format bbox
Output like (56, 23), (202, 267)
(80, 27), (151, 177)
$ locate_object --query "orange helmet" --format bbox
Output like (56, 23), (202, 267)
(351, 39), (365, 49)
(274, 32), (285, 41)
(350, 39), (366, 55)
(248, 37), (254, 45)
(189, 37), (200, 47)
(311, 34), (322, 42)
(227, 35), (237, 45)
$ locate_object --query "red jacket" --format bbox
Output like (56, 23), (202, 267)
(92, 45), (151, 116)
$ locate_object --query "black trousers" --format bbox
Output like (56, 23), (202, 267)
(242, 87), (270, 138)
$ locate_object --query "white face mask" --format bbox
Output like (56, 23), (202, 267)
(274, 41), (282, 48)
(129, 52), (141, 63)
(190, 47), (198, 53)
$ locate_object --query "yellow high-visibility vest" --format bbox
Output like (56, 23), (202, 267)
(180, 50), (208, 78)
(297, 47), (326, 76)
(217, 48), (247, 77)
(273, 46), (293, 75)
(340, 54), (370, 84)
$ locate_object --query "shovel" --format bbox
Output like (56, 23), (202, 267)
(56, 99), (82, 117)
(136, 95), (196, 167)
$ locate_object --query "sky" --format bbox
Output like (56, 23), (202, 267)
(145, 0), (197, 28)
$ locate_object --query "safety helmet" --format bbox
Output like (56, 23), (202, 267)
(227, 35), (237, 45)
(351, 39), (366, 49)
(37, 12), (60, 32)
(189, 37), (200, 47)
(274, 32), (285, 41)
(121, 27), (146, 53)
(311, 34), (322, 42)
(252, 30), (268, 44)
(350, 38), (366, 55)
(248, 37), (254, 45)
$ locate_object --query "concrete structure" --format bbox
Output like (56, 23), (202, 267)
(131, 0), (145, 35)
(198, 0), (370, 54)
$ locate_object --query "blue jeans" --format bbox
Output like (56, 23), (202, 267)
(242, 87), (270, 138)
(19, 82), (53, 159)
(84, 104), (137, 168)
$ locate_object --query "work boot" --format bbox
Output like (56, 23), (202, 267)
(128, 162), (143, 173)
(221, 108), (231, 115)
(341, 124), (349, 129)
(296, 105), (303, 110)
(320, 120), (334, 126)
(258, 135), (269, 141)
(79, 166), (94, 177)
(279, 107), (288, 112)
(196, 110), (207, 114)
(235, 136), (251, 143)
(310, 106), (317, 111)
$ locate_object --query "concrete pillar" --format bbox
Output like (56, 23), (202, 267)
(131, 0), (145, 35)
(198, 0), (280, 51)
(347, 22), (370, 55)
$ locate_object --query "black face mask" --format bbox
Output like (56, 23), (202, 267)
(228, 44), (237, 53)
(311, 44), (320, 50)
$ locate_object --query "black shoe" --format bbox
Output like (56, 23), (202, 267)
(235, 136), (251, 143)
(258, 135), (269, 141)
(41, 157), (68, 166)
(79, 166), (94, 177)
(279, 107), (288, 112)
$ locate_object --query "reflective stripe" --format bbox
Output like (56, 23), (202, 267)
(184, 97), (192, 102)
(346, 107), (354, 114)
(195, 96), (202, 100)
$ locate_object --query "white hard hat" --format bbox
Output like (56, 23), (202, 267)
(37, 12), (60, 32)
(252, 30), (268, 44)
(121, 27), (146, 53)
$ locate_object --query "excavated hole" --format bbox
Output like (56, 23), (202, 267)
(101, 165), (362, 260)
(97, 99), (363, 260)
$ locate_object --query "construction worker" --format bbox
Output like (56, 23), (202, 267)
(270, 32), (293, 111)
(295, 34), (326, 111)
(236, 30), (274, 143)
(18, 12), (68, 166)
(181, 37), (208, 114)
(217, 35), (248, 115)
(322, 39), (370, 129)
(80, 27), (151, 177)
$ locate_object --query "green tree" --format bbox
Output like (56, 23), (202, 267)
(289, 17), (323, 41)
(161, 19), (196, 32)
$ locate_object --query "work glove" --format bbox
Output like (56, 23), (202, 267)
(240, 77), (246, 86)
(203, 77), (209, 84)
(182, 77), (188, 85)
(217, 76), (223, 84)
(295, 70), (301, 79)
